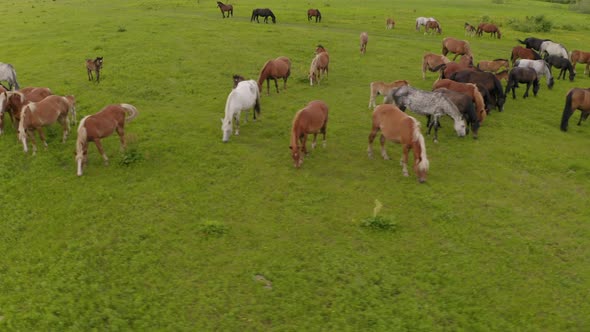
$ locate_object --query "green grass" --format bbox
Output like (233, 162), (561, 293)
(1, 0), (589, 330)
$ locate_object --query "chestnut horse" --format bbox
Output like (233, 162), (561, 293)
(440, 55), (475, 79)
(309, 45), (329, 86)
(442, 37), (472, 61)
(307, 9), (321, 22)
(368, 80), (409, 109)
(367, 104), (429, 183)
(257, 56), (291, 95)
(86, 57), (103, 83)
(477, 59), (510, 73)
(76, 104), (139, 176)
(477, 23), (501, 39)
(289, 100), (328, 168)
(432, 79), (487, 123)
(570, 50), (590, 76)
(510, 46), (541, 66)
(0, 87), (53, 132)
(18, 95), (76, 155)
(464, 23), (476, 36)
(386, 18), (395, 29)
(217, 1), (233, 18)
(495, 70), (509, 82)
(425, 20), (441, 34)
(422, 53), (451, 79)
(360, 32), (368, 55)
(560, 88), (590, 131)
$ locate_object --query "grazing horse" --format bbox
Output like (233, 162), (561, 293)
(251, 8), (276, 23)
(450, 70), (506, 113)
(477, 59), (510, 73)
(232, 74), (245, 88)
(514, 59), (554, 89)
(289, 100), (328, 168)
(510, 46), (541, 66)
(433, 88), (480, 139)
(309, 46), (329, 86)
(368, 80), (410, 109)
(75, 104), (139, 176)
(0, 63), (20, 90)
(307, 9), (321, 22)
(422, 53), (451, 79)
(505, 67), (540, 99)
(18, 95), (76, 154)
(424, 20), (442, 34)
(545, 55), (575, 81)
(86, 57), (103, 83)
(367, 104), (429, 183)
(517, 37), (551, 52)
(415, 17), (436, 32)
(477, 23), (501, 39)
(560, 88), (590, 131)
(386, 18), (395, 29)
(440, 55), (475, 79)
(257, 56), (291, 95)
(464, 23), (476, 36)
(432, 79), (487, 123)
(360, 32), (368, 55)
(539, 41), (568, 59)
(442, 37), (472, 61)
(495, 69), (509, 82)
(0, 87), (53, 132)
(570, 50), (590, 76)
(384, 85), (466, 142)
(216, 1), (233, 18)
(221, 79), (260, 142)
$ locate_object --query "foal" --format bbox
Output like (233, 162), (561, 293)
(360, 32), (368, 55)
(86, 57), (104, 82)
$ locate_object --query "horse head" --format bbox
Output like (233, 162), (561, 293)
(290, 145), (303, 168)
(221, 118), (232, 142)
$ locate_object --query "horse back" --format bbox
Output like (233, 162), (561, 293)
(84, 105), (127, 139)
(373, 104), (414, 144)
(295, 100), (328, 133)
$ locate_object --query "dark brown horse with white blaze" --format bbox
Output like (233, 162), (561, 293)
(86, 57), (103, 82)
(560, 88), (590, 131)
(217, 1), (233, 18)
(76, 104), (139, 176)
(289, 100), (328, 168)
(368, 104), (429, 183)
(442, 37), (472, 61)
(257, 56), (291, 95)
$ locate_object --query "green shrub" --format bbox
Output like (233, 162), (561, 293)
(507, 15), (552, 32)
(199, 220), (228, 237)
(360, 215), (397, 231)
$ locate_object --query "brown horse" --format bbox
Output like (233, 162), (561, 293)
(495, 69), (509, 82)
(360, 32), (368, 55)
(368, 80), (409, 109)
(422, 53), (451, 79)
(289, 100), (328, 168)
(560, 88), (590, 131)
(257, 56), (291, 95)
(18, 95), (76, 155)
(510, 46), (541, 66)
(570, 50), (590, 76)
(477, 59), (510, 73)
(367, 104), (429, 183)
(76, 104), (139, 176)
(432, 79), (487, 123)
(442, 37), (472, 61)
(309, 46), (329, 86)
(464, 22), (476, 36)
(0, 87), (53, 133)
(477, 23), (501, 39)
(217, 1), (233, 18)
(307, 9), (321, 22)
(86, 57), (103, 83)
(425, 20), (442, 34)
(441, 55), (475, 79)
(386, 18), (395, 29)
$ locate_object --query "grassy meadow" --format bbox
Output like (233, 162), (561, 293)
(1, 0), (589, 330)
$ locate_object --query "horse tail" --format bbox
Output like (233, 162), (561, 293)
(120, 103), (139, 123)
(411, 117), (429, 173)
(561, 89), (575, 131)
(254, 84), (261, 116)
(64, 95), (76, 126)
(517, 39), (525, 45)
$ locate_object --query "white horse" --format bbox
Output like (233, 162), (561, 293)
(539, 41), (568, 59)
(221, 80), (260, 142)
(0, 63), (19, 90)
(515, 59), (554, 89)
(416, 17), (436, 31)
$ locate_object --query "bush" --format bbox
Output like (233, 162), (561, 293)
(507, 15), (552, 32)
(360, 215), (397, 231)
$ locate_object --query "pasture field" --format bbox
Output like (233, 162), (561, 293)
(1, 0), (589, 330)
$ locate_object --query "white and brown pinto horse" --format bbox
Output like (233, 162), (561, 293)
(18, 95), (76, 154)
(368, 104), (429, 183)
(76, 104), (139, 176)
(368, 80), (409, 109)
(289, 100), (328, 168)
(309, 45), (329, 85)
(415, 17), (436, 32)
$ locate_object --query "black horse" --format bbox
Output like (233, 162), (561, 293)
(433, 88), (480, 139)
(450, 70), (506, 113)
(251, 8), (276, 23)
(505, 67), (540, 99)
(517, 37), (551, 52)
(545, 55), (576, 82)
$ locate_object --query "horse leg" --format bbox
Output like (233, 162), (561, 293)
(96, 69), (100, 83)
(266, 78), (271, 95)
(585, 63), (589, 76)
(300, 134), (308, 155)
(115, 126), (127, 151)
(523, 82), (530, 98)
(274, 78), (280, 94)
(379, 134), (389, 160)
(87, 68), (93, 81)
(311, 133), (318, 149)
(59, 115), (70, 143)
(94, 139), (109, 165)
(401, 144), (410, 177)
(321, 124), (327, 148)
(36, 128), (48, 149)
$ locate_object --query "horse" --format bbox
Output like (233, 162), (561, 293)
(386, 18), (395, 29)
(440, 55), (475, 79)
(545, 55), (575, 81)
(432, 79), (487, 123)
(464, 22), (476, 37)
(422, 53), (451, 79)
(442, 37), (472, 61)
(309, 47), (329, 86)
(517, 37), (551, 52)
(570, 50), (590, 76)
(0, 87), (53, 133)
(360, 32), (368, 55)
(477, 59), (510, 73)
(232, 74), (245, 88)
(450, 70), (506, 113)
(368, 80), (410, 109)
(75, 104), (139, 176)
(539, 41), (568, 59)
(433, 88), (480, 139)
(257, 56), (291, 95)
(18, 95), (76, 155)
(289, 100), (328, 168)
(86, 57), (103, 83)
(384, 85), (466, 143)
(425, 20), (442, 34)
(415, 17), (436, 32)
(307, 9), (321, 22)
(560, 88), (590, 131)
(505, 67), (540, 99)
(477, 23), (501, 39)
(216, 1), (233, 18)
(367, 104), (429, 183)
(495, 69), (509, 82)
(514, 59), (554, 89)
(251, 8), (276, 23)
(510, 46), (541, 66)
(221, 79), (260, 142)
(0, 63), (20, 90)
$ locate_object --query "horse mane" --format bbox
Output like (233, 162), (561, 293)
(257, 60), (273, 87)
